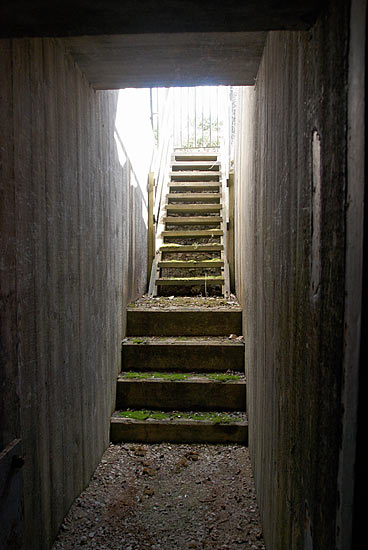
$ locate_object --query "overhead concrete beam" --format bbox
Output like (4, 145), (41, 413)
(1, 1), (323, 38)
(63, 32), (267, 88)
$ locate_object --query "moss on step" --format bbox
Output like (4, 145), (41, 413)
(122, 372), (190, 381)
(120, 372), (241, 382)
(118, 409), (244, 424)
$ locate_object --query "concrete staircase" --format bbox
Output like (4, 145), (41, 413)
(149, 150), (230, 297)
(110, 303), (247, 444)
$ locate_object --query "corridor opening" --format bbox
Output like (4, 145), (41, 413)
(0, 1), (364, 549)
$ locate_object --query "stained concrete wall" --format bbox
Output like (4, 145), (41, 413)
(0, 37), (148, 548)
(234, 1), (350, 548)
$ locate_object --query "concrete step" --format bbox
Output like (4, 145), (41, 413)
(166, 204), (222, 214)
(171, 161), (220, 171)
(126, 308), (242, 336)
(157, 276), (224, 286)
(170, 171), (220, 182)
(110, 412), (248, 444)
(162, 229), (223, 238)
(167, 193), (221, 202)
(163, 216), (222, 225)
(116, 374), (246, 411)
(174, 154), (218, 162)
(169, 182), (220, 191)
(160, 243), (223, 253)
(158, 260), (224, 268)
(122, 337), (244, 372)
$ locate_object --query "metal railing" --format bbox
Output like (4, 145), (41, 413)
(150, 86), (231, 150)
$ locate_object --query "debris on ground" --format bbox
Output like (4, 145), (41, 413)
(52, 443), (265, 550)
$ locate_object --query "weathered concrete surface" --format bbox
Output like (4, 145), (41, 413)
(0, 37), (148, 549)
(63, 32), (267, 88)
(116, 378), (246, 411)
(0, 2), (322, 37)
(122, 339), (244, 372)
(127, 309), (242, 336)
(234, 0), (352, 548)
(110, 416), (248, 444)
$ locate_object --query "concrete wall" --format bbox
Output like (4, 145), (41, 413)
(0, 37), (148, 548)
(234, 1), (350, 548)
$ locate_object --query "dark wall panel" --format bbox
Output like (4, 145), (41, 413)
(0, 37), (147, 548)
(234, 1), (349, 548)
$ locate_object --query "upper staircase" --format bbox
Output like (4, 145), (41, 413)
(149, 149), (230, 297)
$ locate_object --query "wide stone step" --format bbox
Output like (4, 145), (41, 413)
(160, 243), (224, 253)
(167, 193), (221, 202)
(170, 171), (220, 182)
(163, 216), (222, 225)
(116, 374), (246, 411)
(169, 182), (220, 191)
(166, 204), (222, 213)
(158, 260), (224, 268)
(126, 308), (242, 336)
(122, 337), (244, 372)
(110, 412), (248, 444)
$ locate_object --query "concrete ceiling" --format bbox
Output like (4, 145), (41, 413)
(1, 1), (323, 89)
(63, 32), (267, 89)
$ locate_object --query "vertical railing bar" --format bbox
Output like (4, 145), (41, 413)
(209, 87), (212, 146)
(180, 88), (182, 148)
(173, 87), (175, 147)
(217, 87), (219, 146)
(201, 87), (204, 147)
(194, 88), (197, 148)
(187, 87), (190, 147)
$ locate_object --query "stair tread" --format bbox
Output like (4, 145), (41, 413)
(169, 182), (220, 188)
(118, 373), (245, 382)
(123, 336), (243, 345)
(167, 193), (221, 200)
(157, 277), (224, 286)
(174, 154), (218, 161)
(110, 414), (248, 443)
(166, 204), (222, 211)
(162, 229), (223, 236)
(158, 260), (224, 268)
(163, 216), (222, 224)
(170, 172), (220, 181)
(113, 410), (247, 424)
(160, 243), (224, 252)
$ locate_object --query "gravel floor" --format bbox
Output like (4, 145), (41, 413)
(52, 443), (265, 550)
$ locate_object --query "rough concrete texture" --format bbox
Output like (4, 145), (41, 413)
(63, 32), (267, 89)
(234, 1), (349, 548)
(127, 309), (242, 336)
(116, 378), (246, 411)
(0, 37), (148, 549)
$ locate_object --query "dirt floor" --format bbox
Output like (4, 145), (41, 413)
(52, 443), (265, 550)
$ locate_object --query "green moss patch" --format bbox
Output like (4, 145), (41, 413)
(118, 410), (243, 424)
(120, 372), (241, 382)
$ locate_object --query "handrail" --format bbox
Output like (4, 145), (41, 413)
(148, 89), (174, 291)
(151, 88), (174, 227)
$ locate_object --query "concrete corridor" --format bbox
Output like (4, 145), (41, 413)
(0, 1), (365, 549)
